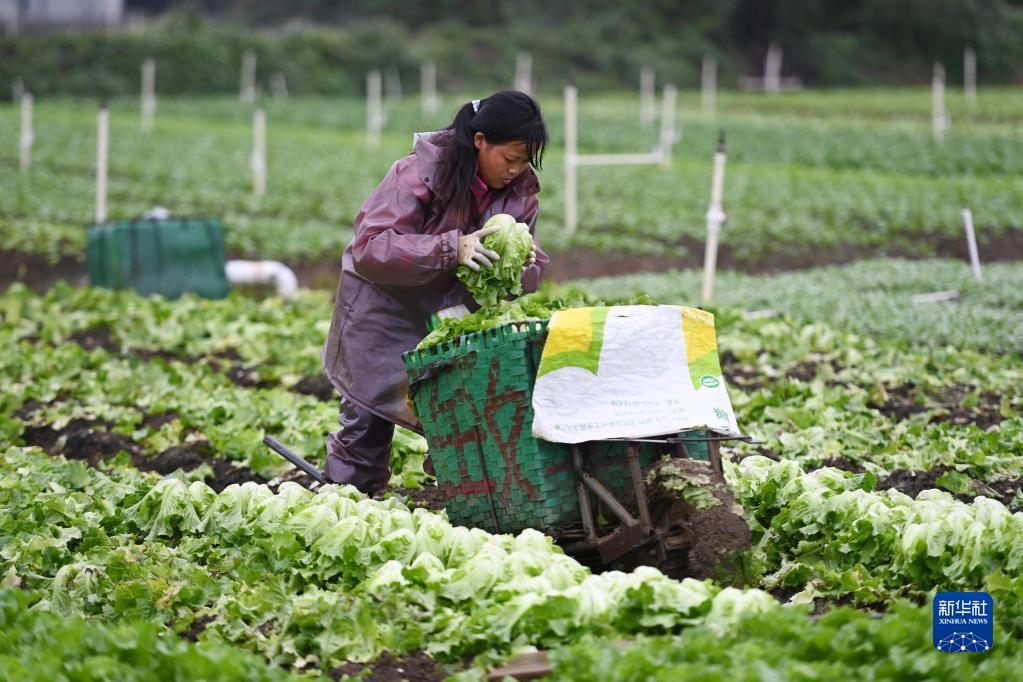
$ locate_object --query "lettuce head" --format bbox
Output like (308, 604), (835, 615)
(457, 213), (534, 307)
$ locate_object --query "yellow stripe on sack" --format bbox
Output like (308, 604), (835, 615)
(536, 307), (608, 378)
(682, 306), (717, 364)
(542, 307), (594, 356)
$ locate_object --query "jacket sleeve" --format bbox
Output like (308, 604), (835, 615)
(350, 161), (459, 287)
(518, 193), (548, 294)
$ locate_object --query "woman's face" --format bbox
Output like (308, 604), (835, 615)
(474, 133), (529, 189)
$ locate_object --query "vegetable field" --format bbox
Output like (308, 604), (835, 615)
(1, 86), (1022, 680)
(2, 88), (1022, 276)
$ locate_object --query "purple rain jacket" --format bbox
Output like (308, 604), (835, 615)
(322, 132), (549, 432)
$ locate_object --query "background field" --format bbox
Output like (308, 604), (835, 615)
(3, 87), (1022, 291)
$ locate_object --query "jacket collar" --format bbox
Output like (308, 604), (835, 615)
(413, 131), (540, 198)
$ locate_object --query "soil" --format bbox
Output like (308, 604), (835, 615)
(20, 416), (261, 493)
(382, 484), (447, 512)
(613, 459), (753, 584)
(329, 651), (449, 682)
(5, 228), (1023, 295)
(817, 457), (868, 474)
(720, 352), (840, 393)
(876, 465), (1023, 508)
(291, 374), (337, 401)
(0, 248), (87, 293)
(873, 383), (1004, 430)
(180, 613), (216, 643)
(542, 229), (1023, 281)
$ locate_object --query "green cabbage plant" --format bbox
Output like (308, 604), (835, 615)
(457, 213), (534, 307)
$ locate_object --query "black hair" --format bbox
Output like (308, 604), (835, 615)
(432, 90), (548, 225)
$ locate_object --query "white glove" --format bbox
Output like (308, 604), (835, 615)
(457, 224), (502, 271)
(525, 241), (537, 267)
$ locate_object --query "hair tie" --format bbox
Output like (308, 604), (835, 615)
(472, 99), (481, 113)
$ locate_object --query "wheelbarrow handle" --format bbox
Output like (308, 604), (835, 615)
(262, 435), (327, 485)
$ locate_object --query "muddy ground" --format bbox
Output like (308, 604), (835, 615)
(5, 228), (1023, 294)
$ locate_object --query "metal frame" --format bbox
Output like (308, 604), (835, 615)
(562, 430), (753, 562)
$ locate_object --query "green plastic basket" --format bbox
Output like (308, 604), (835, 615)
(87, 218), (229, 300)
(404, 320), (712, 534)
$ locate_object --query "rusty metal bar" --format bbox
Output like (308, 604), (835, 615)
(708, 437), (724, 477)
(572, 445), (598, 545)
(626, 445), (652, 528)
(580, 470), (638, 527)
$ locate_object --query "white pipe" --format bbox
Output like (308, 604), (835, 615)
(932, 63), (946, 143)
(514, 52), (533, 95)
(240, 50), (256, 102)
(141, 57), (155, 130)
(95, 105), (109, 224)
(421, 61), (438, 115)
(251, 108), (266, 197)
(564, 85), (578, 235)
(271, 72), (289, 99)
(702, 136), (728, 305)
(962, 208), (982, 282)
(19, 92), (32, 170)
(964, 47), (977, 107)
(367, 70), (383, 146)
(226, 260), (298, 299)
(574, 152), (661, 166)
(764, 44), (782, 93)
(640, 66), (655, 126)
(658, 84), (678, 168)
(385, 67), (402, 102)
(702, 55), (716, 116)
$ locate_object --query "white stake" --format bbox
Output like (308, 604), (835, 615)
(640, 66), (655, 127)
(420, 61), (438, 116)
(251, 108), (266, 197)
(271, 72), (288, 99)
(964, 47), (977, 107)
(658, 84), (678, 168)
(702, 55), (717, 116)
(95, 105), (109, 224)
(141, 57), (155, 130)
(514, 52), (533, 95)
(385, 67), (402, 102)
(932, 62), (947, 143)
(19, 93), (33, 170)
(564, 85), (578, 235)
(367, 70), (383, 147)
(702, 135), (728, 305)
(764, 43), (782, 93)
(240, 50), (257, 102)
(13, 76), (24, 104)
(962, 208), (982, 282)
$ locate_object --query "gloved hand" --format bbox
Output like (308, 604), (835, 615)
(457, 224), (502, 271)
(525, 241), (537, 267)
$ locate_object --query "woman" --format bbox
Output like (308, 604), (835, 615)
(321, 90), (550, 494)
